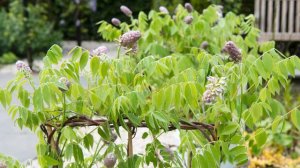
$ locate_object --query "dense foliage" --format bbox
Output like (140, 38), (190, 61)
(1, 3), (300, 168)
(0, 0), (62, 64)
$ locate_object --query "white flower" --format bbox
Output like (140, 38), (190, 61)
(202, 76), (227, 105)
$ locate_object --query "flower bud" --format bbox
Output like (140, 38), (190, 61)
(120, 31), (141, 48)
(200, 41), (209, 50)
(120, 5), (132, 17)
(222, 41), (242, 63)
(185, 3), (193, 13)
(159, 6), (169, 14)
(111, 18), (121, 27)
(16, 61), (32, 78)
(184, 15), (193, 24)
(104, 153), (117, 168)
(58, 77), (71, 92)
(91, 46), (108, 56)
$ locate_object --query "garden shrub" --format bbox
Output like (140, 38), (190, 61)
(1, 3), (300, 168)
(0, 53), (18, 65)
(0, 0), (62, 64)
(38, 0), (152, 41)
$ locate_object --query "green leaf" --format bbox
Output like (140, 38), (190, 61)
(64, 144), (73, 160)
(235, 153), (248, 165)
(254, 128), (268, 147)
(291, 109), (300, 131)
(126, 113), (140, 126)
(259, 88), (267, 102)
(152, 111), (168, 123)
(33, 88), (43, 111)
(142, 132), (148, 139)
(272, 116), (282, 133)
(83, 134), (94, 150)
(0, 89), (7, 108)
(80, 51), (89, 70)
(90, 56), (100, 76)
(51, 44), (63, 58)
(41, 155), (60, 166)
(71, 47), (82, 62)
(262, 53), (273, 72)
(184, 83), (198, 109)
(97, 126), (110, 141)
(63, 127), (77, 140)
(73, 144), (84, 163)
(219, 122), (239, 135)
(46, 50), (58, 64)
(250, 103), (263, 122)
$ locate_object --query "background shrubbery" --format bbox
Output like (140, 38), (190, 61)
(0, 0), (254, 42)
(1, 0), (298, 64)
(0, 0), (62, 65)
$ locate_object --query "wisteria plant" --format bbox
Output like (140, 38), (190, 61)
(1, 3), (300, 168)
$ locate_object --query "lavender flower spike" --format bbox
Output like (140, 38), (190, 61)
(184, 15), (193, 24)
(120, 31), (141, 48)
(91, 46), (108, 56)
(111, 18), (121, 26)
(222, 41), (242, 63)
(185, 3), (193, 13)
(202, 76), (226, 105)
(16, 60), (26, 70)
(159, 6), (169, 14)
(120, 5), (132, 17)
(16, 61), (32, 78)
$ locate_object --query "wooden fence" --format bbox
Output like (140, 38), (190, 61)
(255, 0), (300, 41)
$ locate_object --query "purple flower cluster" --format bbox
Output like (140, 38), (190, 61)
(222, 41), (242, 63)
(16, 61), (32, 78)
(184, 15), (193, 24)
(120, 5), (132, 17)
(202, 76), (226, 105)
(91, 46), (108, 56)
(120, 31), (141, 48)
(184, 3), (193, 13)
(159, 6), (169, 14)
(104, 153), (117, 168)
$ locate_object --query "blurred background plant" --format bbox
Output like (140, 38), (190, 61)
(0, 0), (62, 67)
(0, 0), (254, 42)
(0, 0), (298, 64)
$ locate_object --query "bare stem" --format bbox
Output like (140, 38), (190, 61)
(127, 127), (133, 157)
(117, 45), (121, 59)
